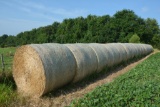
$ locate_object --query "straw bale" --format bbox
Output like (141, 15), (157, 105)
(13, 45), (45, 97)
(88, 43), (109, 72)
(130, 43), (139, 57)
(101, 44), (114, 66)
(146, 44), (153, 53)
(13, 43), (76, 97)
(65, 43), (98, 82)
(140, 44), (147, 55)
(107, 43), (128, 63)
(141, 44), (153, 55)
(123, 43), (135, 59)
(116, 43), (129, 61)
(104, 43), (121, 65)
(134, 44), (142, 56)
(118, 44), (130, 60)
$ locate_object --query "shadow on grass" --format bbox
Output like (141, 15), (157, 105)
(44, 54), (149, 98)
(0, 72), (16, 90)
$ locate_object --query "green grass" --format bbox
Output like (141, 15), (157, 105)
(0, 47), (16, 74)
(70, 52), (160, 107)
(0, 78), (17, 106)
(0, 47), (17, 106)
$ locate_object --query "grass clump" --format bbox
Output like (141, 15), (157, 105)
(0, 76), (17, 106)
(70, 52), (160, 107)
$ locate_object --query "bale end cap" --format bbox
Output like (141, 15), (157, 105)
(13, 45), (46, 97)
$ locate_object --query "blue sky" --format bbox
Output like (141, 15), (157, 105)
(0, 0), (160, 36)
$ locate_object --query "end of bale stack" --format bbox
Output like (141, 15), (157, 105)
(13, 45), (46, 97)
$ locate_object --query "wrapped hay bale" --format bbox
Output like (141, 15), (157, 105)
(129, 43), (138, 58)
(64, 43), (98, 82)
(104, 43), (121, 65)
(139, 44), (147, 55)
(143, 44), (149, 55)
(13, 43), (153, 97)
(13, 43), (76, 97)
(101, 44), (114, 66)
(114, 43), (127, 62)
(137, 44), (144, 56)
(88, 43), (109, 72)
(134, 44), (142, 56)
(123, 43), (135, 59)
(141, 44), (153, 55)
(106, 43), (128, 63)
(107, 43), (121, 63)
(146, 44), (153, 54)
(118, 43), (130, 61)
(143, 44), (153, 54)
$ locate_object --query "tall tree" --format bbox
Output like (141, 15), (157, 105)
(142, 18), (159, 44)
(0, 34), (8, 47)
(112, 9), (142, 42)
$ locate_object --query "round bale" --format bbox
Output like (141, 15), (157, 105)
(13, 43), (76, 97)
(88, 43), (109, 72)
(65, 43), (98, 82)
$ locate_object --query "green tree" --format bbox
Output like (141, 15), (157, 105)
(129, 34), (140, 43)
(142, 18), (159, 44)
(6, 35), (16, 47)
(0, 34), (8, 47)
(37, 33), (48, 43)
(112, 9), (140, 42)
(151, 34), (160, 49)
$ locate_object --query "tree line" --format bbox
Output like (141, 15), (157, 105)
(0, 9), (160, 49)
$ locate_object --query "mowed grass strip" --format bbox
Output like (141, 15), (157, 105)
(70, 52), (160, 107)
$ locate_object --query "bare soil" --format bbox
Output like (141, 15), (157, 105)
(12, 51), (158, 107)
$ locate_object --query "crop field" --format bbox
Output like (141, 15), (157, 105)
(70, 52), (160, 107)
(0, 47), (160, 106)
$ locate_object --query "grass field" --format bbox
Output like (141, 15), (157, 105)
(70, 52), (160, 107)
(0, 47), (17, 106)
(0, 47), (16, 74)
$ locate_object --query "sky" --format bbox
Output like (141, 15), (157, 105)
(0, 0), (160, 36)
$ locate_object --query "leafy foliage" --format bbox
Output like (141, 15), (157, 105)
(151, 35), (160, 49)
(70, 52), (160, 107)
(129, 34), (140, 43)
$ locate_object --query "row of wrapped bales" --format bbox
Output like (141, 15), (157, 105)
(13, 43), (153, 97)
